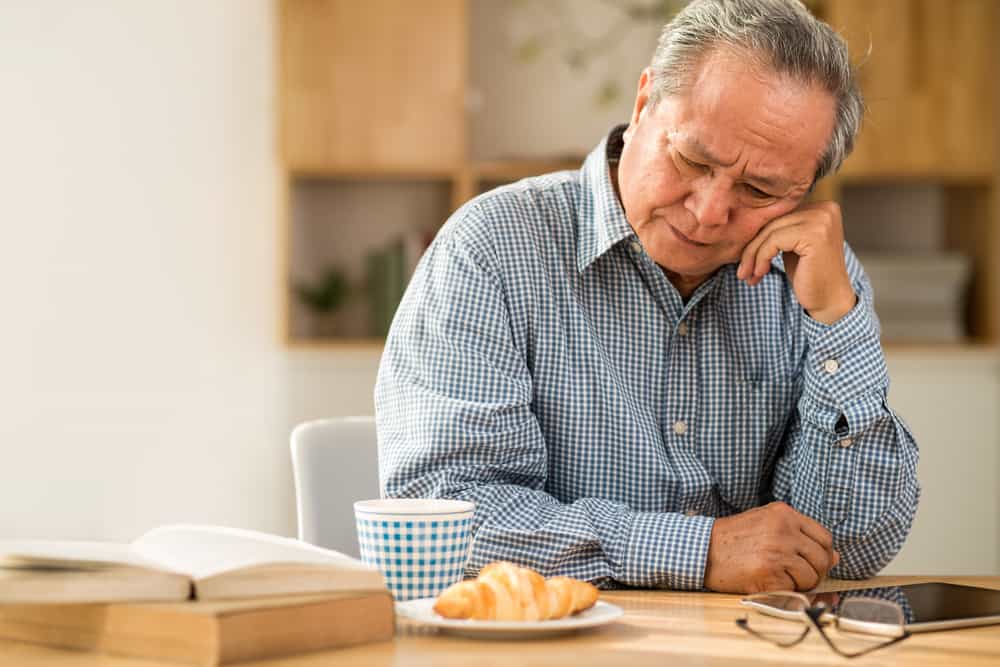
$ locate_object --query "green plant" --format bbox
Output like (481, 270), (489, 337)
(294, 267), (348, 314)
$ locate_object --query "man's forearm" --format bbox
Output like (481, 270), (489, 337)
(773, 287), (920, 577)
(383, 464), (714, 589)
(781, 394), (920, 578)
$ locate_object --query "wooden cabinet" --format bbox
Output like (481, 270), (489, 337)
(823, 0), (995, 180)
(279, 0), (467, 173)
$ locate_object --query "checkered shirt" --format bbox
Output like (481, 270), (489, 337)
(375, 127), (920, 590)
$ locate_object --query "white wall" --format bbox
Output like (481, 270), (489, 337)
(0, 1), (291, 541)
(880, 353), (1000, 575)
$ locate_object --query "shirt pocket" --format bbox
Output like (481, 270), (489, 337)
(713, 378), (798, 513)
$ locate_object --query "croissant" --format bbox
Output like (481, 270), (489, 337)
(433, 561), (599, 621)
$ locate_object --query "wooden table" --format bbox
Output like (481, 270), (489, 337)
(2, 576), (998, 666)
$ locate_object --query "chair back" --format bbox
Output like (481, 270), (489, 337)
(290, 416), (379, 557)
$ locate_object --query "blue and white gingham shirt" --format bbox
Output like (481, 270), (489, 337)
(375, 127), (920, 590)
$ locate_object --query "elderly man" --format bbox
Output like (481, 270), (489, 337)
(375, 0), (919, 593)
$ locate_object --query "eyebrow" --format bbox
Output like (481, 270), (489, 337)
(683, 138), (792, 192)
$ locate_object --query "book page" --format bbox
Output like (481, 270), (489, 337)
(0, 540), (166, 572)
(130, 524), (374, 580)
(0, 566), (191, 603)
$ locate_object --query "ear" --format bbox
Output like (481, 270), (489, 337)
(623, 68), (654, 144)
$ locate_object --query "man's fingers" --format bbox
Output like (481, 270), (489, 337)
(796, 512), (834, 551)
(737, 214), (806, 280)
(796, 513), (839, 578)
(760, 571), (797, 593)
(706, 502), (842, 594)
(748, 226), (810, 283)
(784, 555), (821, 592)
(795, 534), (833, 580)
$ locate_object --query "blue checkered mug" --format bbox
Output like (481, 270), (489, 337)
(354, 498), (475, 601)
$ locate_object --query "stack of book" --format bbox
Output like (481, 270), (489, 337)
(859, 253), (972, 342)
(0, 524), (394, 665)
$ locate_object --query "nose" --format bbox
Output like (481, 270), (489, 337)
(684, 177), (731, 227)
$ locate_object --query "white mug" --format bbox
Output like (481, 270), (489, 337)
(354, 498), (475, 601)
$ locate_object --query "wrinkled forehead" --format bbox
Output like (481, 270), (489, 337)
(659, 49), (835, 183)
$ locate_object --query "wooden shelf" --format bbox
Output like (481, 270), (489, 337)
(835, 173), (996, 187)
(289, 166), (457, 181)
(286, 337), (386, 351)
(469, 158), (583, 182)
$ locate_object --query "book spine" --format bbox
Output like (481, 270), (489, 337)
(0, 593), (394, 666)
(216, 593), (394, 664)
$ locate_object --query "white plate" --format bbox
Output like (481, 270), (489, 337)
(395, 598), (624, 639)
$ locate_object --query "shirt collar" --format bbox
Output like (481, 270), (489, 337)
(576, 125), (635, 273)
(575, 125), (787, 277)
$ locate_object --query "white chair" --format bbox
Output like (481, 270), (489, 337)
(290, 416), (380, 558)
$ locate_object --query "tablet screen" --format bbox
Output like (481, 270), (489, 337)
(839, 583), (1000, 624)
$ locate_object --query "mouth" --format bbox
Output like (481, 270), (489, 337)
(668, 223), (711, 248)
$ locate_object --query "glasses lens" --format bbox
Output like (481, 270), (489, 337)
(839, 598), (905, 626)
(744, 595), (809, 646)
(830, 599), (906, 654)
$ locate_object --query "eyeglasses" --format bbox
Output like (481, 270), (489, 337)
(736, 592), (912, 659)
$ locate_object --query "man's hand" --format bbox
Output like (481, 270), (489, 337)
(704, 502), (840, 594)
(736, 201), (857, 325)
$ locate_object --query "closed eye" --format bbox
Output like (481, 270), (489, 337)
(744, 183), (776, 200)
(678, 152), (707, 171)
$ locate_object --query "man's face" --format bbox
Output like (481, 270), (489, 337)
(616, 50), (836, 285)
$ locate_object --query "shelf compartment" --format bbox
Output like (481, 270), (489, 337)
(284, 177), (450, 343)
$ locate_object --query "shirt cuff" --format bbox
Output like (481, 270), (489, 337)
(621, 511), (714, 590)
(800, 291), (888, 416)
(798, 293), (890, 525)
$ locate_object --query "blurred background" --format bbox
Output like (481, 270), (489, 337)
(1, 0), (997, 575)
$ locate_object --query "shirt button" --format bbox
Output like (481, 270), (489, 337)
(673, 420), (687, 435)
(677, 321), (689, 336)
(823, 359), (840, 375)
(630, 241), (643, 254)
(684, 509), (698, 517)
(836, 437), (854, 448)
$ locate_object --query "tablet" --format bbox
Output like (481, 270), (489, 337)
(741, 582), (1000, 633)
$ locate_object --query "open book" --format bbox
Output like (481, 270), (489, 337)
(0, 524), (385, 604)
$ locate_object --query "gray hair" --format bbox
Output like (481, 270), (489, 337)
(648, 0), (863, 182)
